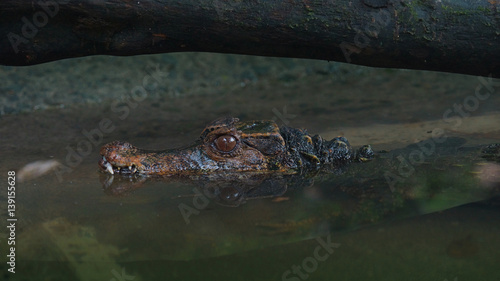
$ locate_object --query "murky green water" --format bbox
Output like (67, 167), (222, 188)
(1, 53), (499, 280)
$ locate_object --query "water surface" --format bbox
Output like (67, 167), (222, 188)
(1, 53), (499, 281)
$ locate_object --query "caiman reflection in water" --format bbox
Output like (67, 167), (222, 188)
(98, 116), (373, 206)
(98, 117), (500, 234)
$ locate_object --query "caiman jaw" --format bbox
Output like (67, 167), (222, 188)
(99, 156), (141, 175)
(99, 139), (270, 176)
(99, 141), (147, 175)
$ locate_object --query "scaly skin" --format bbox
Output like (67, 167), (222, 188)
(99, 117), (373, 176)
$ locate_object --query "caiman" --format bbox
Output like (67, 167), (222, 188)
(95, 119), (500, 261)
(99, 116), (374, 176)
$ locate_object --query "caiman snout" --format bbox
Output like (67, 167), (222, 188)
(99, 141), (146, 175)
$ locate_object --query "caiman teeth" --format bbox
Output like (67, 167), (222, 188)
(105, 162), (114, 174)
(101, 156), (114, 175)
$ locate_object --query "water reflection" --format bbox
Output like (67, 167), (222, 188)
(60, 136), (499, 263)
(3, 52), (500, 280)
(101, 172), (303, 207)
(10, 137), (500, 280)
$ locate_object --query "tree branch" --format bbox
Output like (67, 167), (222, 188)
(1, 0), (499, 77)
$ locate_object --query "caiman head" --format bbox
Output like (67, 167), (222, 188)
(99, 116), (373, 176)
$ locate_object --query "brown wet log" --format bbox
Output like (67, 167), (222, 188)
(0, 0), (499, 77)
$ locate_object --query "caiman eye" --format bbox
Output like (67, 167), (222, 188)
(215, 135), (237, 152)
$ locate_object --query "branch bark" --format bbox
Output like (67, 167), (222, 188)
(0, 0), (499, 77)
